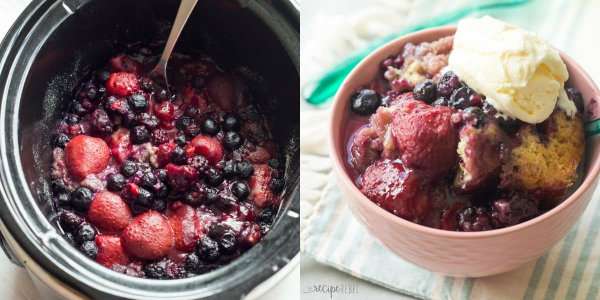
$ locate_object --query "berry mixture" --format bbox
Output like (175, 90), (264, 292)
(345, 36), (585, 231)
(50, 45), (285, 279)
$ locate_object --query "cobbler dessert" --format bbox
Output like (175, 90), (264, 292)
(49, 43), (285, 279)
(345, 17), (585, 231)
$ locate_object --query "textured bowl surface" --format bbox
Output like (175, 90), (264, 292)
(329, 26), (600, 277)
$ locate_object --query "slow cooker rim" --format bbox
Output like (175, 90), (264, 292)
(0, 0), (300, 298)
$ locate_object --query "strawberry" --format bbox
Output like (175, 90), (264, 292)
(87, 191), (132, 233)
(65, 135), (110, 180)
(156, 142), (176, 167)
(95, 235), (130, 268)
(246, 146), (272, 164)
(248, 164), (274, 208)
(207, 74), (235, 112)
(109, 128), (131, 164)
(109, 54), (142, 74)
(165, 163), (197, 191)
(106, 72), (139, 97)
(167, 202), (203, 251)
(360, 159), (430, 221)
(187, 135), (223, 164)
(121, 211), (174, 260)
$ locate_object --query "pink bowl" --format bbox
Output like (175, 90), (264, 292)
(329, 26), (600, 277)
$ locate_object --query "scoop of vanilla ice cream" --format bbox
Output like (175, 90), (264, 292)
(449, 16), (572, 124)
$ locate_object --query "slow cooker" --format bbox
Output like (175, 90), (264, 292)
(0, 0), (299, 299)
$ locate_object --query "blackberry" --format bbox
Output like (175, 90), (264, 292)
(136, 113), (159, 130)
(449, 86), (474, 109)
(437, 71), (461, 97)
(154, 168), (168, 182)
(141, 171), (158, 188)
(91, 109), (113, 134)
(144, 262), (166, 279)
(151, 198), (167, 212)
(58, 210), (83, 232)
(413, 80), (436, 103)
(196, 236), (220, 262)
(151, 129), (169, 145)
(188, 155), (209, 172)
(184, 253), (201, 272)
(128, 94), (148, 112)
(458, 207), (493, 232)
(174, 134), (187, 146)
(350, 89), (381, 115)
(131, 126), (150, 144)
(71, 187), (93, 212)
(136, 187), (153, 206)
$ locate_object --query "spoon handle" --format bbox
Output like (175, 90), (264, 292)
(154, 0), (199, 75)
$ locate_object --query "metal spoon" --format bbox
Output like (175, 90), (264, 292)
(150, 0), (199, 89)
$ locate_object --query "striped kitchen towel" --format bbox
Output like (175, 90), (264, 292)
(302, 176), (600, 300)
(300, 0), (600, 299)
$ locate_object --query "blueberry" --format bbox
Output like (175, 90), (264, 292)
(175, 116), (194, 131)
(201, 118), (220, 136)
(56, 193), (71, 206)
(86, 86), (99, 100)
(231, 181), (250, 200)
(196, 236), (220, 262)
(71, 187), (93, 212)
(105, 174), (125, 192)
(223, 114), (240, 131)
(259, 207), (275, 224)
(449, 86), (474, 109)
(131, 126), (150, 144)
(53, 133), (70, 148)
(58, 210), (83, 232)
(144, 263), (166, 279)
(65, 114), (80, 125)
(174, 134), (187, 146)
(151, 198), (167, 212)
(413, 80), (437, 103)
(236, 161), (254, 178)
(136, 187), (153, 206)
(185, 107), (199, 118)
(223, 160), (238, 178)
(496, 116), (521, 135)
(97, 70), (111, 83)
(80, 241), (98, 258)
(185, 253), (201, 272)
(206, 168), (224, 186)
(184, 123), (201, 138)
(223, 131), (243, 150)
(184, 192), (204, 206)
(75, 223), (96, 243)
(128, 94), (148, 112)
(437, 71), (461, 96)
(205, 191), (219, 205)
(171, 146), (187, 165)
(218, 230), (238, 255)
(64, 232), (76, 246)
(52, 179), (68, 193)
(350, 89), (381, 115)
(141, 172), (157, 188)
(269, 177), (285, 193)
(122, 160), (138, 177)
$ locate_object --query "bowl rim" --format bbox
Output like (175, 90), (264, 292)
(329, 25), (600, 239)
